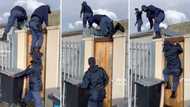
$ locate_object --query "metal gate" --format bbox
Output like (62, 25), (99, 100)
(128, 41), (155, 107)
(0, 30), (17, 71)
(60, 38), (84, 105)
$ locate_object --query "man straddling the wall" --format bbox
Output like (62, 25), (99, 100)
(20, 2), (51, 107)
(141, 5), (165, 39)
(80, 57), (109, 107)
(80, 1), (93, 28)
(0, 4), (27, 41)
(135, 8), (143, 32)
(163, 40), (183, 98)
(88, 14), (125, 37)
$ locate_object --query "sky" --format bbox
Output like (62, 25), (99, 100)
(0, 0), (60, 25)
(62, 0), (128, 32)
(130, 0), (190, 33)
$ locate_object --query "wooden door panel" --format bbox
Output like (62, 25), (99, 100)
(26, 31), (47, 98)
(94, 39), (113, 107)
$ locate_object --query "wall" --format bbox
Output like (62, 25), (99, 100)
(112, 33), (127, 104)
(45, 26), (60, 107)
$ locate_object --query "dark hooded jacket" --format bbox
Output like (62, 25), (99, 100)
(80, 2), (93, 16)
(136, 11), (142, 21)
(163, 41), (183, 70)
(11, 6), (27, 21)
(80, 65), (108, 101)
(144, 5), (164, 29)
(31, 5), (51, 26)
(88, 15), (110, 27)
(145, 5), (164, 19)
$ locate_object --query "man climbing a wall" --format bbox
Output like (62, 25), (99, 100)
(80, 57), (109, 107)
(134, 8), (143, 32)
(80, 1), (93, 28)
(20, 1), (51, 107)
(0, 3), (27, 41)
(141, 5), (165, 39)
(163, 40), (183, 98)
(88, 14), (125, 37)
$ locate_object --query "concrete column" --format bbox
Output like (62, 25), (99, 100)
(83, 36), (94, 71)
(45, 26), (60, 107)
(15, 30), (27, 70)
(112, 34), (126, 100)
(154, 38), (165, 79)
(184, 35), (190, 106)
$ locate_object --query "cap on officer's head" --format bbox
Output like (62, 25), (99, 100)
(141, 5), (147, 11)
(135, 8), (139, 11)
(88, 57), (96, 66)
(82, 1), (87, 6)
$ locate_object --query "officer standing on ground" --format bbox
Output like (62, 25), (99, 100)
(80, 57), (109, 107)
(163, 40), (183, 98)
(0, 4), (27, 41)
(88, 14), (125, 37)
(134, 8), (143, 32)
(20, 2), (51, 107)
(80, 1), (93, 28)
(141, 5), (165, 39)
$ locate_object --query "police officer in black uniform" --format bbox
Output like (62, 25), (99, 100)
(1, 6), (27, 41)
(163, 40), (183, 98)
(135, 8), (143, 32)
(80, 57), (109, 107)
(88, 14), (125, 37)
(80, 1), (93, 28)
(141, 5), (165, 39)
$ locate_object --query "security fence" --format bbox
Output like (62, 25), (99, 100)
(60, 38), (84, 105)
(61, 40), (84, 81)
(0, 31), (17, 71)
(128, 41), (155, 107)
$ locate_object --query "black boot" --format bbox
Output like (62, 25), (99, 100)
(20, 100), (27, 107)
(115, 23), (125, 32)
(153, 32), (161, 39)
(0, 32), (7, 41)
(170, 91), (176, 98)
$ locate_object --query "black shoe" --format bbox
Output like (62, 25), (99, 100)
(153, 32), (162, 39)
(170, 91), (176, 98)
(0, 32), (7, 41)
(115, 23), (125, 32)
(152, 35), (161, 39)
(20, 100), (27, 107)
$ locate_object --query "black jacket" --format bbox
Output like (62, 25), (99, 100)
(136, 11), (142, 21)
(31, 5), (51, 26)
(88, 15), (109, 27)
(163, 41), (183, 70)
(80, 2), (93, 16)
(80, 65), (109, 101)
(11, 6), (27, 21)
(145, 5), (164, 29)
